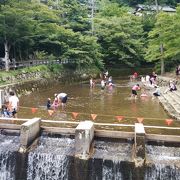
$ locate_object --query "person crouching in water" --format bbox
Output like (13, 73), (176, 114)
(131, 84), (140, 99)
(57, 93), (68, 111)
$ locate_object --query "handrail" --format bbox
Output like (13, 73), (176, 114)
(94, 122), (135, 127)
(144, 125), (180, 130)
(42, 119), (79, 125)
(0, 59), (75, 70)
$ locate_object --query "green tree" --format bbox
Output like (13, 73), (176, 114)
(146, 7), (180, 73)
(95, 2), (145, 67)
(0, 3), (33, 70)
(0, 0), (61, 71)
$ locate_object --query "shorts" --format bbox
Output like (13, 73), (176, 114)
(153, 92), (160, 96)
(61, 96), (67, 103)
(132, 90), (137, 95)
(11, 108), (17, 116)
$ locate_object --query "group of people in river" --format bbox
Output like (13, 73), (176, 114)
(1, 91), (19, 118)
(1, 68), (179, 118)
(46, 92), (68, 111)
(131, 70), (178, 99)
(90, 70), (114, 90)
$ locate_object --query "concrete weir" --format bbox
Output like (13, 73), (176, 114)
(1, 118), (180, 161)
(75, 121), (94, 159)
(134, 123), (146, 180)
(19, 118), (41, 152)
(134, 123), (146, 161)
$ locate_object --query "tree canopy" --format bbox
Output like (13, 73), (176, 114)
(146, 6), (180, 72)
(0, 0), (179, 73)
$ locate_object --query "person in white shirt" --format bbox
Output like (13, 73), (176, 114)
(57, 93), (68, 111)
(153, 86), (161, 97)
(90, 78), (95, 88)
(8, 91), (19, 118)
(101, 79), (106, 90)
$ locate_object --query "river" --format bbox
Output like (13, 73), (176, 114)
(17, 76), (180, 134)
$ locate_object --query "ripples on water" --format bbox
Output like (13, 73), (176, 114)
(93, 140), (132, 162)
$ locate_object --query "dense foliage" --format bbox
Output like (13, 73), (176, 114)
(0, 0), (179, 73)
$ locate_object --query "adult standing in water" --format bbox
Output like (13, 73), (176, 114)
(8, 91), (19, 118)
(57, 92), (68, 111)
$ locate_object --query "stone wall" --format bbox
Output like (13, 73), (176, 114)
(157, 76), (180, 86)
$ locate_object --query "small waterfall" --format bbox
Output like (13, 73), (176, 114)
(0, 134), (19, 180)
(102, 161), (123, 180)
(27, 136), (75, 180)
(145, 145), (180, 180)
(93, 140), (133, 180)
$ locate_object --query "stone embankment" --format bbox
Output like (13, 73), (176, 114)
(157, 76), (180, 120)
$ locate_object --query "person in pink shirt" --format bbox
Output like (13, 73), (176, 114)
(131, 84), (140, 99)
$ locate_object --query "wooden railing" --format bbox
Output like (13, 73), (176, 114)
(0, 59), (74, 70)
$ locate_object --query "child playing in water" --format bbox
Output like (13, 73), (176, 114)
(90, 78), (95, 88)
(1, 103), (10, 117)
(130, 72), (138, 81)
(52, 94), (59, 110)
(140, 88), (148, 97)
(46, 98), (51, 110)
(131, 84), (140, 99)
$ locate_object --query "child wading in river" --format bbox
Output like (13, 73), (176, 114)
(131, 84), (140, 99)
(46, 98), (51, 110)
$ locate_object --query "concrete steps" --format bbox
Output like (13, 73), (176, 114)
(159, 86), (180, 120)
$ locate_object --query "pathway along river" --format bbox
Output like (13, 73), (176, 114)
(18, 77), (180, 134)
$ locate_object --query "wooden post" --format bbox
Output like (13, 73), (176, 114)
(75, 121), (94, 159)
(19, 118), (41, 152)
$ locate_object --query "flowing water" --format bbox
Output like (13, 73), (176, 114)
(27, 136), (75, 180)
(0, 133), (180, 179)
(0, 134), (19, 180)
(145, 145), (180, 180)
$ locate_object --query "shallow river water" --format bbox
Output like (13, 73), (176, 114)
(17, 77), (180, 134)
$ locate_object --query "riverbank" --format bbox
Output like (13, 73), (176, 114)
(0, 64), (100, 86)
(158, 76), (180, 121)
(146, 75), (180, 121)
